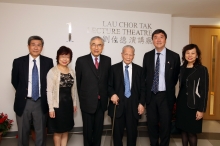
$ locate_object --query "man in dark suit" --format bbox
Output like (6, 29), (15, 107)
(108, 45), (145, 146)
(75, 36), (111, 146)
(142, 29), (180, 146)
(11, 36), (53, 146)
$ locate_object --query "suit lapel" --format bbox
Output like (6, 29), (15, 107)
(150, 50), (155, 79)
(165, 49), (171, 81)
(98, 55), (104, 79)
(131, 63), (136, 90)
(23, 55), (29, 87)
(119, 62), (124, 86)
(40, 55), (44, 83)
(87, 54), (99, 77)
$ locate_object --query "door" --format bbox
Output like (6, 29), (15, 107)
(190, 25), (220, 120)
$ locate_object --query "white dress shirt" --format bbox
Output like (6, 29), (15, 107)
(27, 54), (41, 97)
(154, 48), (166, 91)
(91, 54), (100, 64)
(123, 62), (132, 89)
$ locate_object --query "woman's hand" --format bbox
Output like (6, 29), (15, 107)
(49, 111), (55, 118)
(74, 106), (77, 113)
(196, 111), (204, 120)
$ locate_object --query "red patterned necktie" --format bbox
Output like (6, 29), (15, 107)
(95, 57), (100, 99)
(95, 57), (99, 69)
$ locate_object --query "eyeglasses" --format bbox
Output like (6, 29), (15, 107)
(30, 43), (42, 47)
(59, 55), (70, 59)
(91, 44), (103, 48)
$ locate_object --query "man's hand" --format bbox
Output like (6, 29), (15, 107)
(111, 94), (119, 105)
(138, 104), (145, 115)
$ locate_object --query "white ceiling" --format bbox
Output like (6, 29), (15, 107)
(0, 0), (220, 18)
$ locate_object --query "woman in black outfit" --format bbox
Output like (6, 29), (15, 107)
(176, 44), (209, 146)
(47, 46), (77, 146)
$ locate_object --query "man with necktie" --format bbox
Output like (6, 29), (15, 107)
(11, 36), (53, 146)
(75, 36), (111, 146)
(108, 45), (145, 146)
(142, 29), (180, 146)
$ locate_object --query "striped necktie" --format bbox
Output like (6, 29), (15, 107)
(151, 53), (160, 94)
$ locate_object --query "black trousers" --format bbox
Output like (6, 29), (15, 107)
(147, 92), (172, 146)
(81, 100), (104, 146)
(112, 97), (138, 146)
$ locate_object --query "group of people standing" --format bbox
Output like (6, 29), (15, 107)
(11, 29), (209, 146)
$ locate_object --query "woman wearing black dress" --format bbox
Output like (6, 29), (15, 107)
(176, 44), (209, 146)
(47, 46), (77, 146)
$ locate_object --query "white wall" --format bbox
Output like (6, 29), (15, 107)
(0, 2), (172, 131)
(171, 17), (220, 59)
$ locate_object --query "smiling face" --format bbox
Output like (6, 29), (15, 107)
(58, 54), (71, 67)
(121, 47), (135, 65)
(152, 33), (166, 51)
(90, 38), (104, 57)
(28, 40), (43, 58)
(185, 48), (198, 64)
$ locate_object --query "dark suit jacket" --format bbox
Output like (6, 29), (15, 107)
(178, 64), (209, 112)
(75, 54), (111, 114)
(143, 48), (180, 107)
(11, 55), (53, 116)
(108, 62), (145, 119)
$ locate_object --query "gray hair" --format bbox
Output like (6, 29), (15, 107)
(90, 36), (104, 45)
(122, 45), (135, 53)
(28, 36), (44, 46)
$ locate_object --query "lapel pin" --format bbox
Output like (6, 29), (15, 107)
(167, 61), (170, 64)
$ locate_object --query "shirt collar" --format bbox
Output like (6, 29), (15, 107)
(155, 48), (166, 56)
(123, 62), (132, 69)
(91, 54), (100, 62)
(29, 54), (40, 62)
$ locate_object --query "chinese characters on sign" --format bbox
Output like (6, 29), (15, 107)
(88, 21), (153, 44)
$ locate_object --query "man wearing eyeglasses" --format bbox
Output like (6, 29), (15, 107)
(75, 36), (111, 146)
(11, 36), (53, 146)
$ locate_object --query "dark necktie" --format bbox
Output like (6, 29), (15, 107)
(124, 65), (131, 98)
(32, 60), (39, 101)
(151, 53), (160, 94)
(95, 57), (99, 69)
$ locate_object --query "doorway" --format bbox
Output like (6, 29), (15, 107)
(190, 25), (220, 120)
